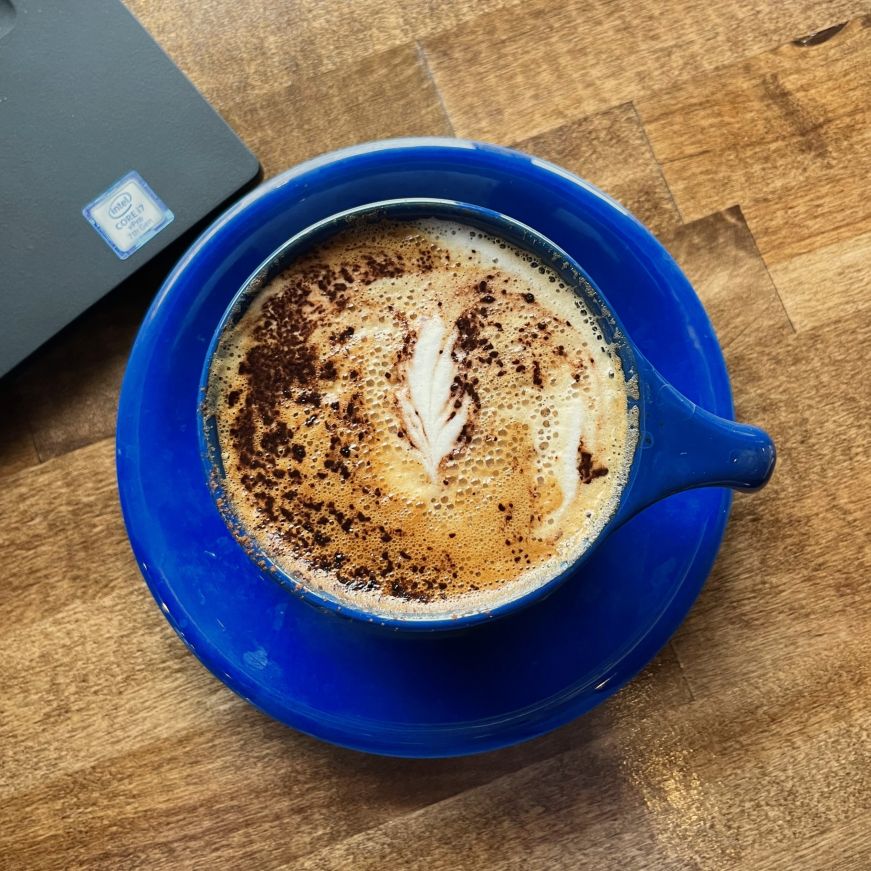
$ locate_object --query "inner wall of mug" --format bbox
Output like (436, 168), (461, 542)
(199, 199), (641, 623)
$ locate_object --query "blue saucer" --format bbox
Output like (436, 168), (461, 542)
(117, 138), (732, 757)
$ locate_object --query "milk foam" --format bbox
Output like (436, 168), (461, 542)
(207, 218), (637, 619)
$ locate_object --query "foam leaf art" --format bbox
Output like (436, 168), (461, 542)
(398, 316), (471, 482)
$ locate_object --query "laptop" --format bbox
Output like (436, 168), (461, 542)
(0, 0), (260, 376)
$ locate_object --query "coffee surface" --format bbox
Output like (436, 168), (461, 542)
(207, 218), (636, 617)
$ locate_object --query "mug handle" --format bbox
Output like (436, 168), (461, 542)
(612, 356), (776, 526)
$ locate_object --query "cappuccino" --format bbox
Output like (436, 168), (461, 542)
(206, 217), (636, 617)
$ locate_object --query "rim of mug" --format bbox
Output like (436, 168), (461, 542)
(197, 197), (646, 631)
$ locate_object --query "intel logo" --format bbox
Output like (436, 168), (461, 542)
(107, 191), (133, 219)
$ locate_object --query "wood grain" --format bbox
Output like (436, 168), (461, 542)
(672, 308), (871, 695)
(638, 17), (871, 331)
(755, 816), (871, 871)
(765, 229), (871, 333)
(125, 0), (520, 105)
(220, 43), (453, 177)
(2, 1), (870, 868)
(512, 104), (681, 238)
(422, 0), (868, 142)
(660, 206), (794, 350)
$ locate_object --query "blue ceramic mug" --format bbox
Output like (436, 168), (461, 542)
(199, 198), (775, 631)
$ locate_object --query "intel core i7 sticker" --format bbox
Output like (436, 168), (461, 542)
(82, 171), (174, 260)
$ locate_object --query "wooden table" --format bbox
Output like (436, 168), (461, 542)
(2, 2), (869, 868)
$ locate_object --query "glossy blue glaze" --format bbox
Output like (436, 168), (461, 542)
(117, 138), (760, 756)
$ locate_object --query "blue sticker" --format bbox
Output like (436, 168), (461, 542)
(82, 170), (174, 260)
